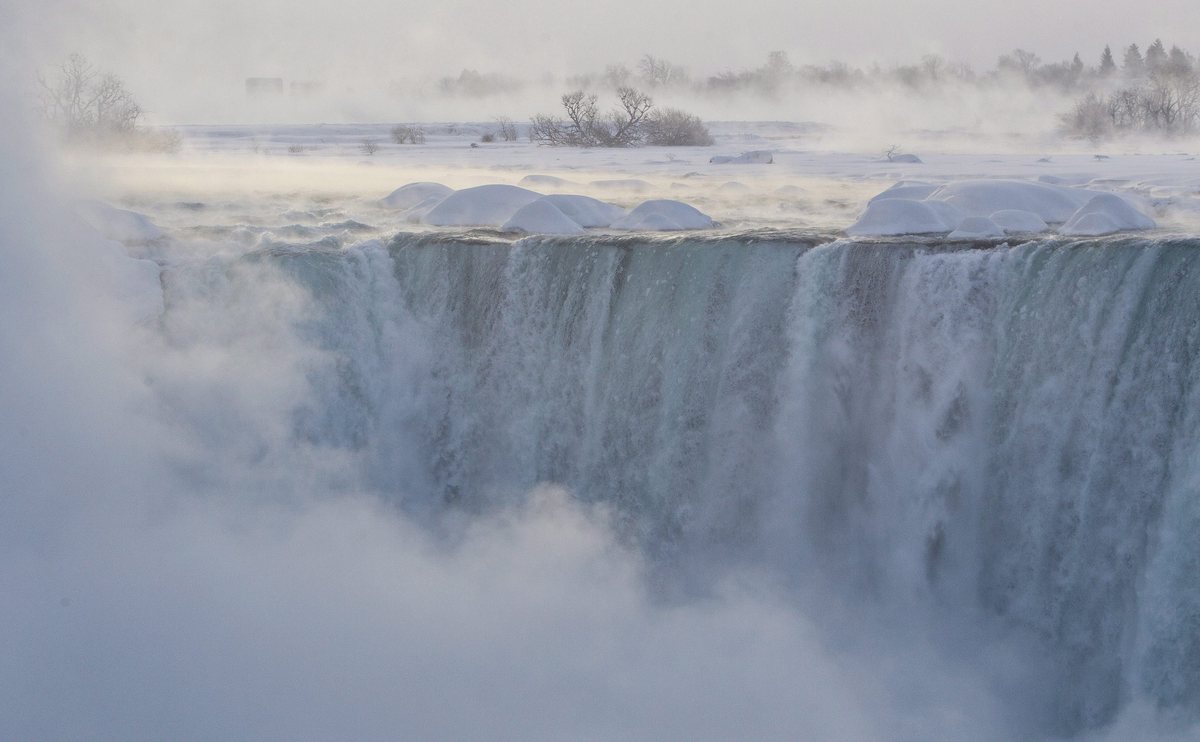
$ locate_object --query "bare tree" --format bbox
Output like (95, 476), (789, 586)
(494, 116), (518, 141)
(38, 54), (141, 137)
(360, 139), (379, 155)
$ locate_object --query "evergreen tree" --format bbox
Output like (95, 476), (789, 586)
(1167, 45), (1192, 76)
(1071, 53), (1084, 77)
(1099, 45), (1116, 76)
(1146, 39), (1167, 70)
(1123, 44), (1145, 75)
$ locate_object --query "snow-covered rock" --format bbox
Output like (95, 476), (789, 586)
(422, 184), (542, 227)
(500, 201), (585, 235)
(1060, 194), (1156, 236)
(948, 216), (1005, 240)
(519, 174), (579, 190)
(381, 182), (453, 209)
(710, 150), (773, 165)
(887, 153), (923, 164)
(846, 199), (950, 236)
(924, 200), (966, 231)
(537, 195), (625, 227)
(990, 209), (1049, 233)
(611, 199), (714, 231)
(74, 200), (165, 244)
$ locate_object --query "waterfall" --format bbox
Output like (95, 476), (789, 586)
(156, 233), (1200, 736)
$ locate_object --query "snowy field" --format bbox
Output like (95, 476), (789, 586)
(66, 121), (1200, 252)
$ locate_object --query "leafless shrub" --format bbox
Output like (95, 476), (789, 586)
(530, 87), (655, 147)
(480, 132), (496, 143)
(390, 125), (426, 144)
(643, 108), (713, 146)
(360, 139), (378, 155)
(287, 144), (306, 154)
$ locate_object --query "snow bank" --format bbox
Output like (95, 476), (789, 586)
(501, 201), (585, 235)
(948, 216), (1005, 240)
(422, 184), (542, 227)
(990, 209), (1048, 233)
(1060, 194), (1156, 236)
(74, 200), (165, 244)
(537, 195), (625, 228)
(381, 182), (453, 209)
(710, 150), (773, 165)
(846, 199), (951, 236)
(611, 200), (714, 231)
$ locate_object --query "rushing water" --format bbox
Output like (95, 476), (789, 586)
(153, 232), (1200, 737)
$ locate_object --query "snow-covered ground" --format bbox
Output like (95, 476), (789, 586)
(65, 121), (1200, 255)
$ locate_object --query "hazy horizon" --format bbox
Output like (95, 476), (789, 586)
(9, 0), (1200, 123)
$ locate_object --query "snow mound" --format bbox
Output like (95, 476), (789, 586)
(381, 182), (453, 209)
(710, 150), (773, 165)
(589, 179), (654, 192)
(990, 209), (1049, 234)
(846, 199), (951, 236)
(422, 184), (543, 227)
(501, 201), (585, 235)
(870, 181), (940, 203)
(927, 180), (1096, 223)
(948, 216), (1005, 240)
(611, 199), (714, 231)
(718, 181), (750, 192)
(75, 200), (165, 244)
(1060, 194), (1156, 236)
(887, 153), (923, 164)
(519, 174), (579, 190)
(399, 194), (448, 223)
(537, 195), (625, 228)
(924, 200), (966, 231)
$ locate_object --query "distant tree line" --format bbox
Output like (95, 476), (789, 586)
(427, 41), (1200, 142)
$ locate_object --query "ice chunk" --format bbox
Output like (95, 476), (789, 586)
(948, 216), (1005, 240)
(1060, 194), (1156, 236)
(537, 195), (625, 228)
(501, 201), (585, 235)
(846, 199), (950, 236)
(990, 209), (1049, 234)
(610, 199), (714, 231)
(422, 184), (542, 227)
(381, 182), (453, 209)
(710, 150), (773, 164)
(74, 200), (165, 244)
